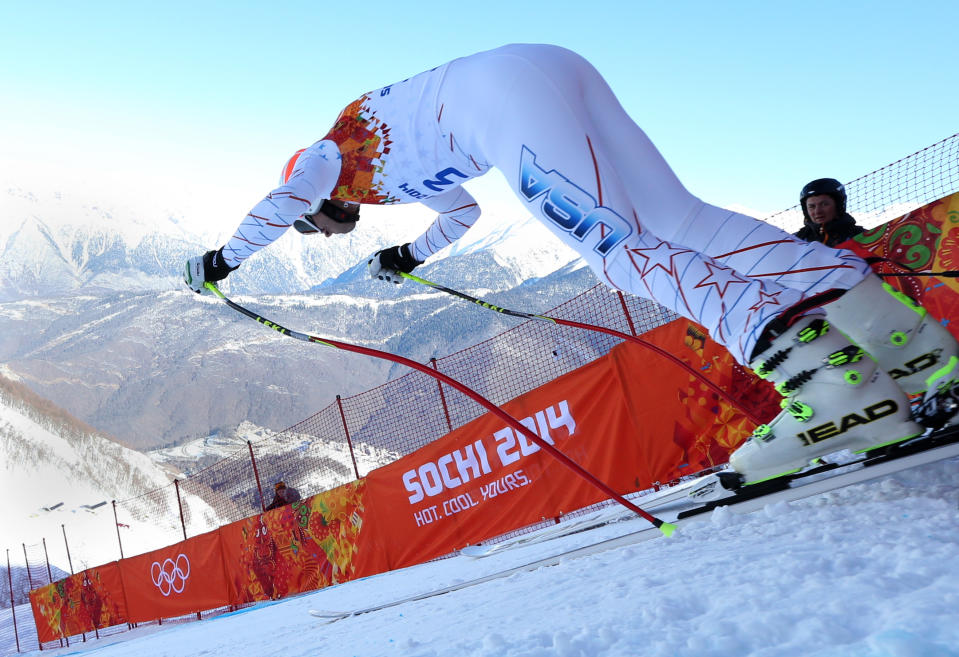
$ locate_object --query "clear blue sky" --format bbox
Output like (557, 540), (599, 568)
(2, 0), (956, 231)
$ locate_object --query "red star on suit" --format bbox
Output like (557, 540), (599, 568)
(747, 289), (784, 312)
(694, 262), (750, 297)
(627, 240), (695, 278)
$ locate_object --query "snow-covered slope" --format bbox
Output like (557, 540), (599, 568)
(0, 262), (595, 450)
(9, 455), (958, 657)
(0, 374), (220, 586)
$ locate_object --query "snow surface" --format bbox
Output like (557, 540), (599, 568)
(17, 456), (959, 657)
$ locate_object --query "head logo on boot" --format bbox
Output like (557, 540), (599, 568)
(795, 399), (899, 447)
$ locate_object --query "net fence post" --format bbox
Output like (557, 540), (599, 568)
(112, 501), (124, 559)
(336, 395), (361, 480)
(41, 539), (66, 648)
(22, 544), (42, 651)
(41, 539), (53, 586)
(60, 525), (74, 576)
(20, 545), (33, 591)
(174, 480), (188, 541)
(247, 441), (266, 513)
(6, 549), (20, 653)
(430, 358), (454, 433)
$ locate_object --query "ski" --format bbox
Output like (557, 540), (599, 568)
(676, 423), (959, 519)
(458, 467), (732, 558)
(459, 505), (631, 558)
(308, 609), (358, 622)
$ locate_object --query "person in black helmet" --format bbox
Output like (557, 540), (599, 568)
(794, 178), (864, 247)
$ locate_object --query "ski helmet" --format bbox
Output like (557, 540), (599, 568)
(800, 178), (846, 220)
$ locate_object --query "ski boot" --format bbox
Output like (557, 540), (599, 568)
(729, 311), (923, 484)
(822, 274), (959, 428)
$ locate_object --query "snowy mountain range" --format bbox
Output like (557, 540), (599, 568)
(0, 185), (581, 299)
(0, 185), (587, 450)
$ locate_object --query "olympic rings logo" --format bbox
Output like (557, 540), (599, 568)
(150, 554), (191, 597)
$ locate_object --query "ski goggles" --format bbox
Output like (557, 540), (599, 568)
(293, 200), (361, 234)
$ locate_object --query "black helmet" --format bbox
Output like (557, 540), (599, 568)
(800, 178), (846, 220)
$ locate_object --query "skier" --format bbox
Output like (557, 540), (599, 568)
(794, 178), (865, 247)
(185, 43), (957, 484)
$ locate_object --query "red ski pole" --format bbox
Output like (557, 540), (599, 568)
(204, 282), (676, 536)
(401, 272), (765, 426)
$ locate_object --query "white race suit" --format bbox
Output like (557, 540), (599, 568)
(222, 43), (871, 366)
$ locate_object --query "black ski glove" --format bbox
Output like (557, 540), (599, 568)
(204, 248), (238, 282)
(368, 243), (422, 284)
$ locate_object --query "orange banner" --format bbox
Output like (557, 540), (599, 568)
(359, 340), (763, 570)
(361, 353), (627, 569)
(29, 563), (127, 643)
(118, 530), (231, 623)
(618, 319), (778, 479)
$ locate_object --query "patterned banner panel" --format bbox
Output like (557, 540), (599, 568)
(846, 190), (959, 340)
(29, 563), (127, 643)
(219, 480), (375, 604)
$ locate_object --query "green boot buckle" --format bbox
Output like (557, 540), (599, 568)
(781, 399), (813, 421)
(827, 345), (865, 367)
(750, 424), (773, 442)
(797, 319), (830, 344)
(881, 282), (928, 318)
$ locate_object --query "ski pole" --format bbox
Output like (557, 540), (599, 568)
(400, 272), (766, 426)
(878, 270), (959, 278)
(203, 282), (677, 536)
(864, 256), (958, 278)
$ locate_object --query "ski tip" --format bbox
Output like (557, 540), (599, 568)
(459, 544), (491, 558)
(658, 521), (678, 537)
(309, 609), (349, 619)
